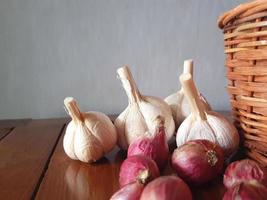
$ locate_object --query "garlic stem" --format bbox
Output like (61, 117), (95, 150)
(180, 59), (193, 93)
(64, 97), (84, 123)
(117, 66), (142, 103)
(183, 59), (193, 77)
(179, 74), (207, 120)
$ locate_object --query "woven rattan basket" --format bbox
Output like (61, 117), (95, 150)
(218, 0), (267, 166)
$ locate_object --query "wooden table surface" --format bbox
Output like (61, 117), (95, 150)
(0, 115), (234, 200)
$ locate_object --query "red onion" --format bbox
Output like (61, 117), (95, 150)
(224, 159), (265, 189)
(223, 181), (267, 200)
(127, 116), (169, 170)
(110, 182), (144, 200)
(119, 155), (160, 187)
(171, 139), (224, 185)
(140, 176), (192, 200)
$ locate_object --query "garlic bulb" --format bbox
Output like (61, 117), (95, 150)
(115, 66), (175, 150)
(165, 60), (211, 128)
(63, 97), (117, 162)
(177, 74), (239, 156)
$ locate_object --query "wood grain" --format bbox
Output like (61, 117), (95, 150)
(0, 119), (32, 141)
(35, 127), (121, 200)
(0, 119), (66, 200)
(0, 115), (231, 200)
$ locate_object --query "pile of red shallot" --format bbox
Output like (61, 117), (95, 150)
(110, 119), (267, 200)
(111, 116), (193, 200)
(110, 115), (227, 199)
(110, 116), (227, 200)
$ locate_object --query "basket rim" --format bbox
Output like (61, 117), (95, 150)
(218, 0), (267, 29)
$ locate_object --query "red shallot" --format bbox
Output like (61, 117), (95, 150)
(223, 181), (267, 200)
(119, 155), (160, 187)
(140, 175), (192, 200)
(110, 182), (144, 200)
(127, 116), (169, 170)
(171, 139), (224, 185)
(224, 159), (265, 189)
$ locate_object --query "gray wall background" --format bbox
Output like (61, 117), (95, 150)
(0, 0), (246, 119)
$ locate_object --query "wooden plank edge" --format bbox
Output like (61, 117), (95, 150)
(0, 127), (14, 141)
(31, 124), (67, 200)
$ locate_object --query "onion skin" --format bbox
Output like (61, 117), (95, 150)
(223, 181), (267, 200)
(110, 182), (144, 200)
(171, 139), (224, 185)
(127, 125), (169, 170)
(140, 176), (192, 200)
(119, 155), (160, 187)
(224, 159), (265, 189)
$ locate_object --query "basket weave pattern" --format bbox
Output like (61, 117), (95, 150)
(218, 0), (267, 166)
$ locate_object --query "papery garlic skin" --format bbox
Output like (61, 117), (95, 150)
(64, 124), (78, 160)
(177, 111), (239, 156)
(177, 74), (239, 157)
(165, 60), (211, 128)
(115, 66), (175, 150)
(165, 90), (189, 127)
(206, 112), (239, 155)
(63, 97), (117, 163)
(165, 90), (210, 128)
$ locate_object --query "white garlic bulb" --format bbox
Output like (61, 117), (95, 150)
(176, 74), (239, 156)
(63, 97), (117, 163)
(165, 60), (211, 128)
(115, 66), (175, 150)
